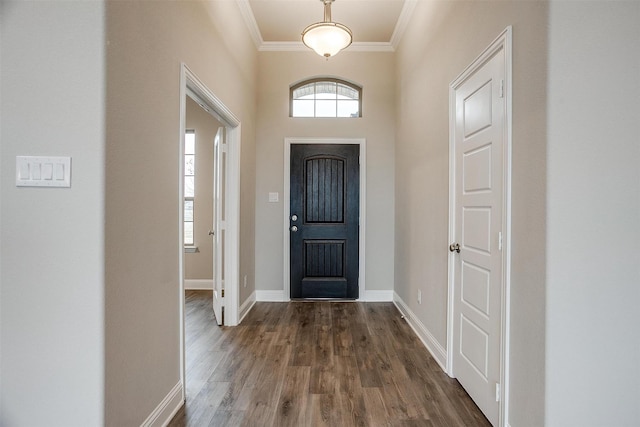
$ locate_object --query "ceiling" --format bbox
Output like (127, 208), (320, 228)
(238, 0), (416, 51)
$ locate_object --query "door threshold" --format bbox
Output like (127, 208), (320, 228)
(291, 298), (357, 302)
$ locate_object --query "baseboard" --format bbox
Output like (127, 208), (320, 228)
(256, 290), (286, 302)
(184, 279), (213, 290)
(140, 381), (183, 427)
(393, 292), (447, 371)
(255, 289), (393, 302)
(239, 291), (256, 323)
(363, 290), (394, 302)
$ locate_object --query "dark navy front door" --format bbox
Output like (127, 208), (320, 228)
(290, 144), (360, 299)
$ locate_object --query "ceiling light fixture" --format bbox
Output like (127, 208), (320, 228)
(301, 0), (352, 59)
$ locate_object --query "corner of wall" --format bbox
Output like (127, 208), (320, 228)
(393, 292), (447, 371)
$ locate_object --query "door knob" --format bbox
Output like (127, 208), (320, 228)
(291, 226), (298, 232)
(208, 230), (215, 236)
(449, 243), (460, 253)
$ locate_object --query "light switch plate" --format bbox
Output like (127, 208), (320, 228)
(16, 156), (71, 188)
(268, 192), (279, 203)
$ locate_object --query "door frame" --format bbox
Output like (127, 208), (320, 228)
(447, 27), (512, 426)
(283, 138), (366, 301)
(178, 63), (242, 399)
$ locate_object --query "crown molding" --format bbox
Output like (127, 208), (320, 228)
(237, 0), (410, 53)
(390, 0), (417, 49)
(259, 41), (394, 53)
(237, 0), (263, 48)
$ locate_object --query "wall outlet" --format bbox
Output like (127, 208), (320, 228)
(418, 290), (422, 304)
(243, 275), (247, 287)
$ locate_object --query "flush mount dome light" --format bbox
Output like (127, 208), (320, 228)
(302, 0), (353, 58)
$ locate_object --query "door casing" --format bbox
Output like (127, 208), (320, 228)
(447, 27), (512, 427)
(284, 138), (366, 301)
(178, 63), (242, 403)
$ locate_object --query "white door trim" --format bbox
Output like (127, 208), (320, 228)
(283, 138), (366, 301)
(178, 63), (242, 402)
(447, 26), (512, 427)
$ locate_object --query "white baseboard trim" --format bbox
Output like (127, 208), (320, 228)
(363, 290), (394, 302)
(140, 381), (183, 427)
(239, 291), (256, 323)
(256, 290), (286, 302)
(393, 292), (447, 371)
(255, 289), (393, 302)
(184, 279), (213, 290)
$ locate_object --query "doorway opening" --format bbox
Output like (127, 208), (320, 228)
(178, 64), (242, 402)
(183, 98), (221, 304)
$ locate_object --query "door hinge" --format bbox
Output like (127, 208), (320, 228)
(495, 383), (501, 402)
(499, 79), (504, 98)
(498, 232), (503, 251)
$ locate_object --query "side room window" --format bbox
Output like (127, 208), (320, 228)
(184, 130), (195, 246)
(290, 78), (362, 118)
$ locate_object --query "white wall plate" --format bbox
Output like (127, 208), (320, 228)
(16, 156), (71, 188)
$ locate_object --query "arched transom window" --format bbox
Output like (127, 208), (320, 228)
(290, 78), (362, 118)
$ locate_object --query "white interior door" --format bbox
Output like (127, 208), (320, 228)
(450, 45), (506, 425)
(212, 126), (226, 325)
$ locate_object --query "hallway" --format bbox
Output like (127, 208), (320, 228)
(169, 291), (490, 426)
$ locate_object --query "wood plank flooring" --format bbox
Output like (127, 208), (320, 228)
(168, 291), (491, 427)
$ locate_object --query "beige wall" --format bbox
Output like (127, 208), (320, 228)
(105, 1), (256, 425)
(1, 1), (106, 425)
(184, 97), (222, 281)
(255, 51), (395, 295)
(545, 2), (640, 425)
(3, 2), (636, 425)
(395, 2), (548, 425)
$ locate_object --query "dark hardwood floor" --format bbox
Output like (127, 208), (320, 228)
(169, 290), (491, 427)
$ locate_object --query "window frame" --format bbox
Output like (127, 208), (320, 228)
(184, 129), (196, 247)
(289, 77), (362, 118)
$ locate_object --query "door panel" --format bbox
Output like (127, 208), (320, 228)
(461, 262), (491, 316)
(460, 314), (489, 377)
(463, 144), (492, 191)
(305, 157), (344, 223)
(452, 46), (505, 425)
(290, 144), (359, 299)
(463, 207), (492, 253)
(463, 81), (493, 137)
(212, 126), (225, 325)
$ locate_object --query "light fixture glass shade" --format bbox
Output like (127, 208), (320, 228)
(301, 0), (352, 58)
(302, 22), (352, 58)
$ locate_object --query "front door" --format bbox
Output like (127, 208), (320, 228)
(450, 38), (508, 425)
(290, 144), (359, 299)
